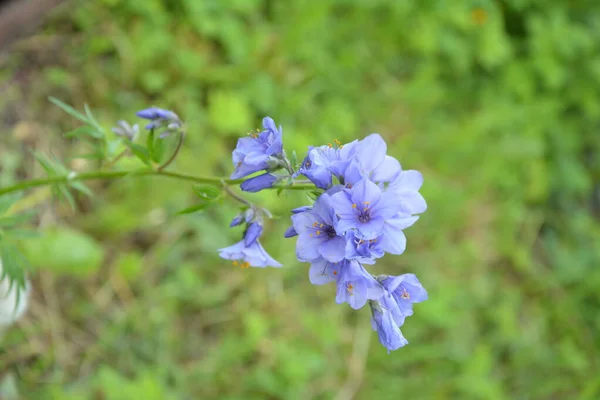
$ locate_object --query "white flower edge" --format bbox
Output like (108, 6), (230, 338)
(0, 259), (30, 331)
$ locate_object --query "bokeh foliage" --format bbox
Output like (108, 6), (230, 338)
(1, 0), (599, 398)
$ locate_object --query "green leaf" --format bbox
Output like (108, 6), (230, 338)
(0, 211), (36, 228)
(0, 194), (21, 215)
(48, 97), (90, 124)
(192, 184), (222, 200)
(128, 143), (152, 166)
(176, 202), (212, 215)
(0, 240), (28, 292)
(64, 125), (103, 140)
(84, 103), (105, 137)
(58, 184), (76, 210)
(70, 181), (94, 197)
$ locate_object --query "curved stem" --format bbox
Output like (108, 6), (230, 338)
(157, 132), (184, 171)
(0, 169), (315, 197)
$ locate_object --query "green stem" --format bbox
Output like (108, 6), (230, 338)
(0, 169), (315, 197)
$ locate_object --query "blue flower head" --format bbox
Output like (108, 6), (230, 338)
(231, 117), (284, 179)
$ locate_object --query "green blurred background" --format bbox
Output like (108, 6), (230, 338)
(1, 0), (599, 398)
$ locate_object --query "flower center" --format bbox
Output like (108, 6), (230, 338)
(401, 288), (410, 300)
(324, 225), (337, 238)
(358, 209), (371, 223)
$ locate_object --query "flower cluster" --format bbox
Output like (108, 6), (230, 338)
(220, 117), (428, 352)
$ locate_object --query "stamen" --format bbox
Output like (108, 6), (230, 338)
(352, 204), (357, 208)
(316, 230), (322, 235)
(333, 270), (338, 276)
(346, 283), (354, 295)
(401, 288), (410, 300)
(232, 261), (239, 266)
(327, 143), (333, 148)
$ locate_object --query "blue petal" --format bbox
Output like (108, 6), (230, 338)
(350, 179), (382, 207)
(355, 134), (387, 174)
(371, 155), (401, 182)
(309, 259), (336, 285)
(318, 236), (346, 262)
(244, 222), (263, 246)
(284, 225), (298, 238)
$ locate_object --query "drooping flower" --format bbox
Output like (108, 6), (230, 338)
(219, 220), (281, 268)
(369, 300), (409, 352)
(240, 173), (278, 193)
(335, 260), (383, 309)
(331, 178), (400, 239)
(379, 273), (428, 317)
(231, 117), (283, 179)
(218, 239), (282, 268)
(292, 193), (346, 262)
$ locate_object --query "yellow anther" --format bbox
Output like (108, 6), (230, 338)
(333, 270), (338, 276)
(313, 222), (319, 227)
(327, 143), (333, 148)
(334, 139), (341, 145)
(320, 223), (324, 228)
(316, 230), (322, 235)
(309, 233), (313, 237)
(401, 288), (410, 299)
(362, 202), (370, 205)
(232, 261), (239, 266)
(347, 283), (354, 294)
(352, 203), (357, 208)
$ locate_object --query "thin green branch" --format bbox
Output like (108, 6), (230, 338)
(0, 169), (315, 197)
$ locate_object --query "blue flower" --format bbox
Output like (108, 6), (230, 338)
(369, 300), (409, 352)
(231, 117), (283, 179)
(136, 107), (182, 133)
(331, 178), (400, 239)
(308, 258), (339, 285)
(218, 239), (282, 268)
(335, 260), (383, 309)
(291, 194), (346, 262)
(342, 134), (401, 186)
(380, 273), (428, 317)
(219, 220), (281, 268)
(344, 231), (385, 265)
(387, 170), (427, 215)
(240, 173), (278, 193)
(298, 141), (358, 189)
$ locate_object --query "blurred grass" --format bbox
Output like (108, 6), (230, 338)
(1, 0), (600, 398)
